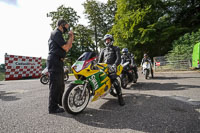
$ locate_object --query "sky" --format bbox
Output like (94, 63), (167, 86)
(0, 0), (107, 64)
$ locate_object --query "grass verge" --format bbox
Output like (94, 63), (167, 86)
(0, 71), (5, 81)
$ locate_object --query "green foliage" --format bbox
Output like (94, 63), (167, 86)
(41, 59), (47, 69)
(47, 5), (80, 49)
(74, 24), (95, 52)
(111, 0), (200, 63)
(66, 24), (95, 65)
(0, 71), (5, 81)
(83, 0), (117, 50)
(46, 0), (200, 65)
(0, 64), (5, 81)
(166, 29), (200, 61)
(0, 64), (5, 70)
(47, 5), (80, 29)
(47, 5), (95, 66)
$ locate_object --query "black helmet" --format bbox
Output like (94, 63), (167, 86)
(103, 34), (114, 47)
(122, 48), (128, 54)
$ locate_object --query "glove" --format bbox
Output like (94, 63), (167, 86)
(108, 64), (116, 73)
(112, 64), (117, 72)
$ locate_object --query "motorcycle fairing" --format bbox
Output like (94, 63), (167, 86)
(143, 61), (151, 70)
(86, 64), (112, 102)
(72, 80), (85, 85)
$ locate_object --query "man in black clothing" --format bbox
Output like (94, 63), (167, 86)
(47, 19), (74, 114)
(121, 48), (138, 79)
(98, 34), (125, 106)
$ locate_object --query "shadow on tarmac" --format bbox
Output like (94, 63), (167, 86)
(129, 82), (200, 91)
(0, 91), (21, 101)
(57, 93), (200, 133)
(152, 76), (200, 80)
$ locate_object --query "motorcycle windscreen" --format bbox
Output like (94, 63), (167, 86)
(73, 61), (85, 72)
(77, 52), (97, 61)
(72, 52), (97, 72)
(143, 62), (151, 68)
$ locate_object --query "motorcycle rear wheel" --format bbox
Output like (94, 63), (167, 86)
(132, 73), (137, 83)
(62, 84), (90, 115)
(40, 75), (49, 85)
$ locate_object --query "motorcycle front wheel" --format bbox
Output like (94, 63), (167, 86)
(121, 74), (129, 89)
(40, 75), (49, 85)
(62, 84), (90, 115)
(144, 69), (149, 79)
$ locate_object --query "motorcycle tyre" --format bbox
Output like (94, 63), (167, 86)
(62, 84), (90, 115)
(133, 78), (137, 83)
(40, 75), (49, 85)
(132, 73), (137, 83)
(144, 69), (149, 79)
(121, 74), (128, 89)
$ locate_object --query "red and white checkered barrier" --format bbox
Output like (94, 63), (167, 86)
(5, 54), (42, 80)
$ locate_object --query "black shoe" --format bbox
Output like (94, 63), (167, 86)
(118, 95), (125, 106)
(49, 107), (65, 114)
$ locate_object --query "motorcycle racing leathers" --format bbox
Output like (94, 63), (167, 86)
(141, 57), (153, 77)
(121, 53), (138, 79)
(98, 45), (125, 106)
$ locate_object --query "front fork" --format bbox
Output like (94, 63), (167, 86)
(81, 81), (88, 98)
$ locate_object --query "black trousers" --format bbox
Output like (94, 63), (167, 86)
(133, 66), (138, 79)
(48, 71), (65, 111)
(109, 73), (122, 96)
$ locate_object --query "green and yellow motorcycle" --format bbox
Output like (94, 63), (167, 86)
(62, 52), (123, 115)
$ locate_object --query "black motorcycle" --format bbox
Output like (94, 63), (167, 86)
(121, 62), (137, 89)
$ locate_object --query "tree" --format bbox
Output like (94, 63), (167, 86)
(111, 0), (200, 63)
(47, 5), (80, 66)
(47, 5), (80, 30)
(66, 24), (95, 65)
(83, 0), (103, 52)
(74, 24), (95, 52)
(83, 0), (117, 51)
(166, 29), (200, 61)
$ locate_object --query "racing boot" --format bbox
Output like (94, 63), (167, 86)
(118, 93), (125, 106)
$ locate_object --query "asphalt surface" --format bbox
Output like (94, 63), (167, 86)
(0, 71), (200, 133)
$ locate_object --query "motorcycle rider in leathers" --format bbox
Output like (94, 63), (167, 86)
(121, 48), (138, 79)
(141, 54), (154, 77)
(98, 34), (125, 106)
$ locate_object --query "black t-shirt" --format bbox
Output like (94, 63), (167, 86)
(47, 28), (66, 72)
(48, 28), (66, 58)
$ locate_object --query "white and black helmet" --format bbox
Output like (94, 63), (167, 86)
(103, 34), (114, 47)
(122, 48), (128, 54)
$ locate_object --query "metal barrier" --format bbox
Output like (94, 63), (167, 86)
(153, 56), (192, 71)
